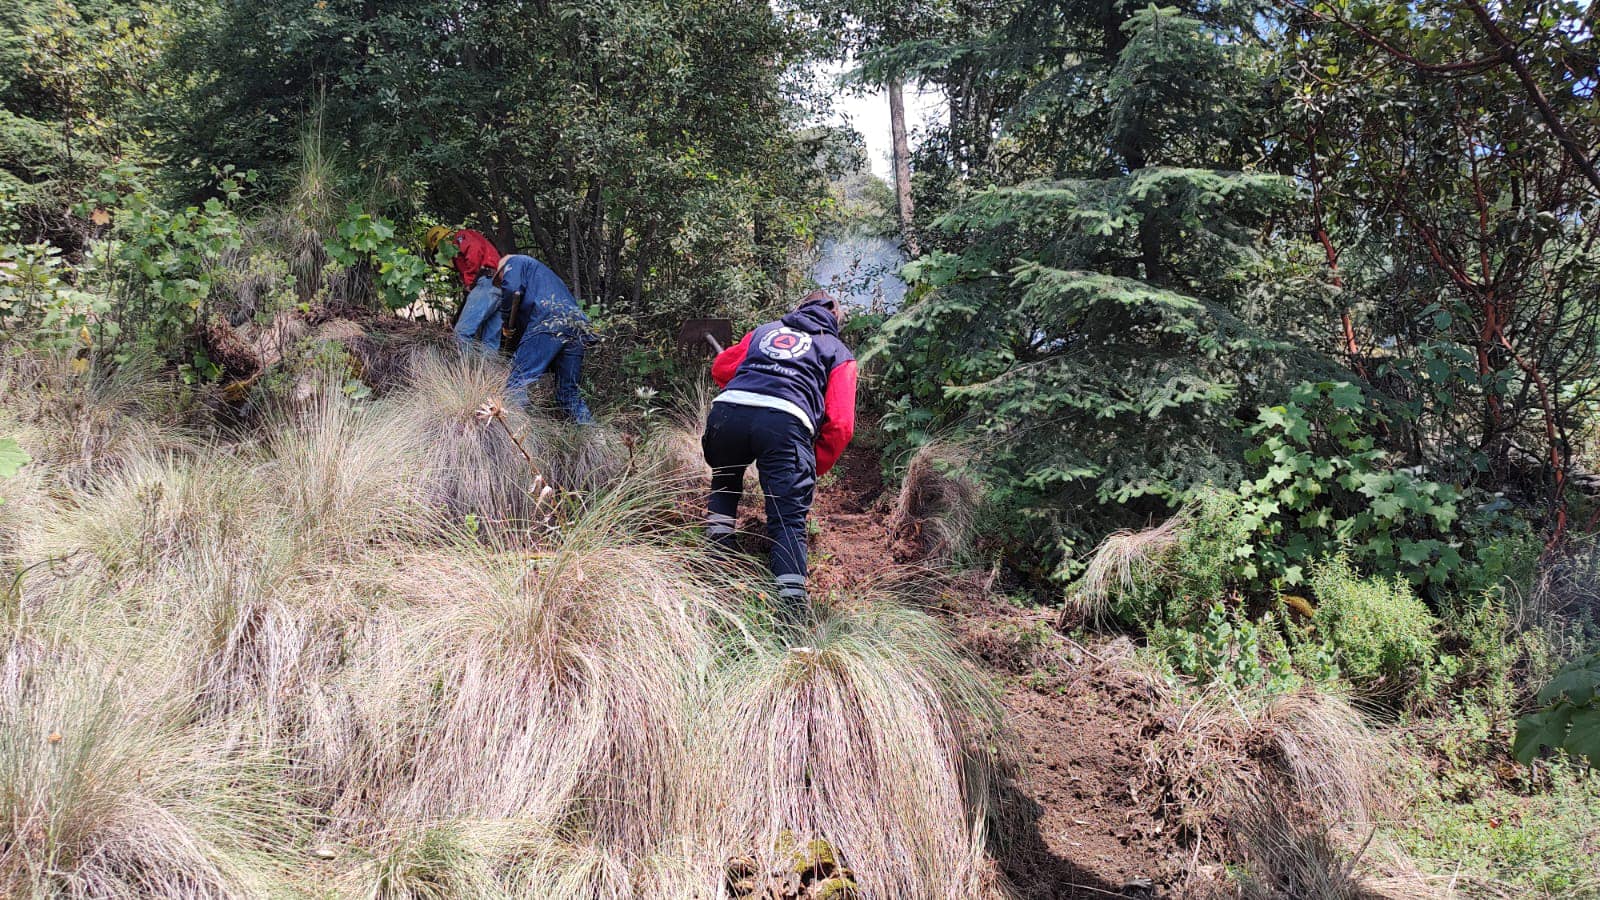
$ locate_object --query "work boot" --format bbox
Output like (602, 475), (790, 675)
(706, 512), (738, 556)
(775, 573), (809, 623)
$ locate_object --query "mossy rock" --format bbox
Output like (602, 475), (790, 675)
(812, 875), (860, 899)
(789, 837), (838, 875)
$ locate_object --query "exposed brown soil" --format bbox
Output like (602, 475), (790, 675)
(804, 449), (1189, 899)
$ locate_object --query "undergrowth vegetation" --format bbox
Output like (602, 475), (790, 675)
(1070, 485), (1599, 895)
(0, 346), (1006, 898)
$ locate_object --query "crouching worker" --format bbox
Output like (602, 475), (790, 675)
(496, 254), (595, 424)
(703, 290), (857, 618)
(424, 226), (502, 350)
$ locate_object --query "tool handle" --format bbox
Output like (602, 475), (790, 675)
(703, 333), (725, 354)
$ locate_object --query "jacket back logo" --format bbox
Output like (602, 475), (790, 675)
(758, 327), (813, 361)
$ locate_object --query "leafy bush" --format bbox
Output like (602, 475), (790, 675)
(322, 204), (432, 311)
(1157, 603), (1303, 693)
(1238, 381), (1478, 591)
(1075, 497), (1451, 704)
(1068, 488), (1254, 630)
(1307, 556), (1440, 704)
(80, 164), (252, 360)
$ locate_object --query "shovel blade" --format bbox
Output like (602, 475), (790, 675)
(676, 318), (733, 355)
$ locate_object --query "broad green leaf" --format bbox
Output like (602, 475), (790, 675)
(0, 438), (29, 478)
(1513, 707), (1574, 765)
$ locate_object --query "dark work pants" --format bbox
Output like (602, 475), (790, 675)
(701, 402), (816, 614)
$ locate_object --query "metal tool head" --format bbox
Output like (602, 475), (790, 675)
(676, 317), (734, 355)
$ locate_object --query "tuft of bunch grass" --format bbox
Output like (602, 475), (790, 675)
(28, 392), (429, 741)
(1066, 504), (1193, 625)
(0, 646), (297, 899)
(0, 352), (193, 486)
(639, 381), (714, 489)
(684, 597), (1005, 900)
(338, 820), (526, 900)
(890, 440), (982, 565)
(387, 350), (558, 526)
(1229, 783), (1373, 900)
(318, 480), (743, 859)
(1152, 686), (1395, 895)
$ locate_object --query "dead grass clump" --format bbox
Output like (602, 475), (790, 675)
(0, 353), (193, 486)
(262, 390), (429, 555)
(384, 351), (539, 525)
(0, 463), (55, 565)
(640, 383), (714, 489)
(338, 820), (521, 900)
(1149, 687), (1397, 897)
(0, 650), (293, 899)
(686, 597), (1004, 900)
(890, 440), (982, 564)
(320, 489), (740, 859)
(1066, 505), (1193, 625)
(543, 420), (633, 495)
(27, 452), (271, 603)
(1228, 784), (1371, 900)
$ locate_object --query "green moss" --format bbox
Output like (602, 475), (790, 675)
(813, 874), (860, 899)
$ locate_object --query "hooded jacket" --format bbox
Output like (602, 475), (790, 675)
(450, 229), (500, 289)
(711, 299), (858, 476)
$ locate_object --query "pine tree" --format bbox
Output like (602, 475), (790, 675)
(874, 6), (1323, 578)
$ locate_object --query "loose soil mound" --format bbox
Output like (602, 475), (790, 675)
(806, 450), (1187, 898)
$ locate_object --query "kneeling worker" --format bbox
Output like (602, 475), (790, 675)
(496, 254), (595, 424)
(703, 290), (857, 616)
(424, 226), (502, 349)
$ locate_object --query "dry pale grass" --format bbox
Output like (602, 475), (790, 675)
(685, 597), (1005, 900)
(26, 393), (428, 726)
(1151, 687), (1401, 898)
(0, 644), (294, 899)
(890, 440), (983, 564)
(0, 348), (1022, 897)
(0, 462), (54, 566)
(309, 480), (745, 863)
(388, 349), (634, 525)
(1066, 504), (1194, 624)
(1230, 785), (1374, 900)
(384, 349), (538, 525)
(641, 381), (715, 489)
(0, 352), (194, 486)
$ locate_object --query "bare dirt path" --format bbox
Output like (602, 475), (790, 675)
(804, 450), (1187, 899)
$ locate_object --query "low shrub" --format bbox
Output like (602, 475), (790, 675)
(1307, 557), (1439, 705)
(1067, 488), (1251, 629)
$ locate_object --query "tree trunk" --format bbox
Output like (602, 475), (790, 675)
(889, 78), (921, 257)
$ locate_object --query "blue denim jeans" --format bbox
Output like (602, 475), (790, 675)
(506, 331), (594, 424)
(453, 276), (502, 351)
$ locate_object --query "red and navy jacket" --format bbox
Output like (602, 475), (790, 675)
(711, 298), (858, 476)
(451, 229), (501, 289)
